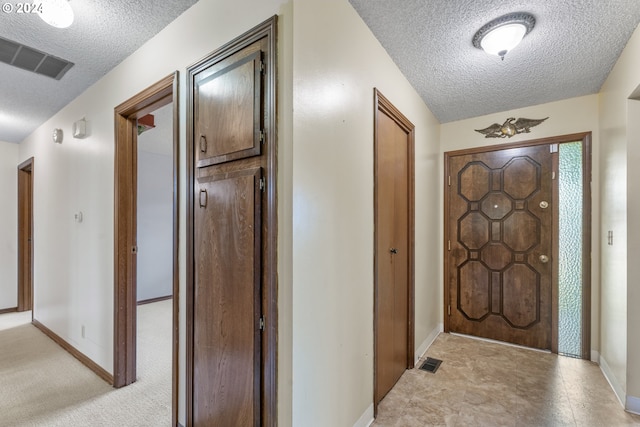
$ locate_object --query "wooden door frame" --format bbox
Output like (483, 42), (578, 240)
(114, 72), (180, 425)
(186, 16), (278, 426)
(17, 157), (34, 313)
(443, 132), (592, 358)
(373, 88), (415, 414)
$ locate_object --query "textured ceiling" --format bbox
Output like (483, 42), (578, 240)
(2, 1), (640, 143)
(348, 0), (640, 123)
(0, 0), (197, 143)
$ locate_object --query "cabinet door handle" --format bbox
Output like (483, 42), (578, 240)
(199, 135), (207, 153)
(199, 189), (207, 208)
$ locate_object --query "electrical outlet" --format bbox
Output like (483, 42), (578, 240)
(81, 325), (85, 338)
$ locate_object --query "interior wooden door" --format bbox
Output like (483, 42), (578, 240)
(374, 90), (414, 409)
(17, 158), (34, 312)
(447, 144), (553, 350)
(188, 18), (277, 426)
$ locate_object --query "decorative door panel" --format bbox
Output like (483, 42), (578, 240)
(195, 49), (263, 168)
(447, 145), (553, 350)
(193, 168), (262, 426)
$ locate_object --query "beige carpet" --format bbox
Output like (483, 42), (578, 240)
(0, 300), (172, 426)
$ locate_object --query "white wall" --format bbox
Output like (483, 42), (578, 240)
(136, 150), (172, 301)
(599, 22), (640, 409)
(0, 141), (18, 310)
(292, 1), (441, 426)
(137, 104), (173, 302)
(17, 0), (293, 424)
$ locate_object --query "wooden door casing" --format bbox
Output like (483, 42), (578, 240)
(374, 89), (415, 410)
(447, 145), (553, 350)
(114, 73), (176, 392)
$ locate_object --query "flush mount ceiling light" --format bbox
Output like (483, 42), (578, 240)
(473, 12), (535, 60)
(38, 0), (74, 29)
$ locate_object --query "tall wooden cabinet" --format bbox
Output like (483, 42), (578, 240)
(186, 17), (277, 427)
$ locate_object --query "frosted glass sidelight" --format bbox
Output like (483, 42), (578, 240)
(558, 141), (583, 357)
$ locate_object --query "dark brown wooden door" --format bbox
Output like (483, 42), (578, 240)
(190, 31), (270, 426)
(17, 158), (33, 312)
(374, 91), (414, 408)
(447, 145), (553, 350)
(194, 169), (262, 425)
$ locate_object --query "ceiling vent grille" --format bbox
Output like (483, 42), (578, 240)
(0, 36), (73, 80)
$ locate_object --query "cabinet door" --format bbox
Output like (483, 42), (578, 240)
(195, 50), (263, 168)
(193, 168), (262, 426)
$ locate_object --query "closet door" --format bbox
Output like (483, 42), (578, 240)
(374, 90), (415, 410)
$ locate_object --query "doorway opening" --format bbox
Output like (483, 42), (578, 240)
(17, 157), (34, 314)
(444, 133), (592, 358)
(113, 73), (179, 425)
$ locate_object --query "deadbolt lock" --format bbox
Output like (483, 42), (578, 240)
(539, 201), (549, 209)
(539, 254), (549, 263)
(390, 248), (398, 254)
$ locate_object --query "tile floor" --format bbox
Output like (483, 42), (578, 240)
(372, 333), (640, 427)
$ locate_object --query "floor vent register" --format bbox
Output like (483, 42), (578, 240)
(419, 357), (442, 374)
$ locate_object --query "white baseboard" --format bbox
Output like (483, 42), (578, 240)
(591, 350), (600, 363)
(353, 403), (374, 427)
(626, 395), (640, 415)
(599, 355), (626, 408)
(415, 323), (443, 364)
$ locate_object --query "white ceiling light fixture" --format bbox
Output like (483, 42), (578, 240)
(38, 0), (74, 29)
(473, 12), (535, 60)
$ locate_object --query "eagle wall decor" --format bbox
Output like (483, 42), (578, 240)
(475, 117), (548, 138)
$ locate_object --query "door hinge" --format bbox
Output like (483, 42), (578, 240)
(259, 130), (265, 144)
(260, 61), (265, 74)
(552, 171), (556, 180)
(259, 177), (266, 192)
(448, 240), (451, 251)
(259, 316), (265, 331)
(448, 176), (451, 186)
(550, 144), (558, 153)
(448, 305), (451, 316)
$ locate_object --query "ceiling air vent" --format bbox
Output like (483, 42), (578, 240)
(0, 36), (73, 80)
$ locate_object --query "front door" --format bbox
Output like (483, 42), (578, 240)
(446, 144), (553, 350)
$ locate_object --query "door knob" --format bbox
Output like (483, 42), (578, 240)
(539, 254), (549, 263)
(390, 248), (398, 254)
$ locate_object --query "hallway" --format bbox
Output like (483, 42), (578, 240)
(373, 334), (640, 426)
(0, 301), (172, 426)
